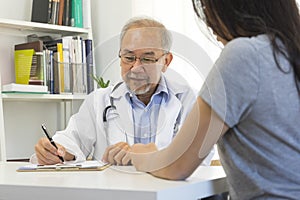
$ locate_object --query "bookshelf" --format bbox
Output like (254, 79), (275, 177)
(0, 18), (90, 36)
(2, 93), (87, 101)
(0, 5), (94, 161)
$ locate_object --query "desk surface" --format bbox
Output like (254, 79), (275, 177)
(0, 162), (227, 200)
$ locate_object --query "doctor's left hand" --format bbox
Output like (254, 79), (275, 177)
(102, 142), (132, 166)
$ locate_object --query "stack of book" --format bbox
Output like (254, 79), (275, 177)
(13, 37), (94, 95)
(31, 0), (91, 28)
(2, 83), (48, 94)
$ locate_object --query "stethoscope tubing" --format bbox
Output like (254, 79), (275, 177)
(102, 81), (124, 123)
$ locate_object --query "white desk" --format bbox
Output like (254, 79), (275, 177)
(0, 162), (228, 200)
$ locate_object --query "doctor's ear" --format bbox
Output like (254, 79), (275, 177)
(162, 53), (173, 72)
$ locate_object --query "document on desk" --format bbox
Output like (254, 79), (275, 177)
(17, 160), (111, 172)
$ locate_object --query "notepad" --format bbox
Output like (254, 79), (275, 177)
(17, 160), (111, 172)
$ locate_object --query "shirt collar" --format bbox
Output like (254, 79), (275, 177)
(153, 75), (169, 101)
(110, 75), (170, 102)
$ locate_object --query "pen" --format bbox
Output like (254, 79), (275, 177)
(41, 124), (64, 163)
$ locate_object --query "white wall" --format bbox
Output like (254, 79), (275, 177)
(0, 0), (32, 21)
(90, 0), (133, 84)
(0, 0), (33, 85)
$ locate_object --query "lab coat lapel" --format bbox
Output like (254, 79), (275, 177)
(111, 84), (135, 145)
(155, 95), (182, 149)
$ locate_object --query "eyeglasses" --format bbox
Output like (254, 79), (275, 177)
(119, 52), (167, 65)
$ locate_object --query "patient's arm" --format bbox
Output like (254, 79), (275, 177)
(131, 97), (229, 180)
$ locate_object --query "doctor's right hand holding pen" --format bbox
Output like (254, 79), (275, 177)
(35, 137), (75, 165)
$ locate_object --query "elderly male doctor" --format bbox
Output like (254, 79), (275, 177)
(33, 17), (213, 166)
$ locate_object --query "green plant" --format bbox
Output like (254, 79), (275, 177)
(91, 74), (110, 88)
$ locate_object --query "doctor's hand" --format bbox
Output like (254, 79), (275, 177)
(34, 137), (74, 165)
(102, 142), (132, 166)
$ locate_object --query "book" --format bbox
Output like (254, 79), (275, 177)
(63, 0), (72, 26)
(43, 49), (54, 94)
(71, 0), (83, 28)
(14, 49), (35, 85)
(44, 39), (63, 52)
(72, 36), (86, 94)
(17, 160), (111, 172)
(57, 43), (65, 93)
(47, 0), (53, 23)
(15, 40), (43, 52)
(49, 50), (55, 94)
(58, 0), (65, 25)
(81, 39), (87, 93)
(53, 52), (60, 94)
(62, 36), (73, 93)
(2, 83), (48, 94)
(50, 0), (59, 24)
(31, 0), (50, 23)
(14, 41), (44, 85)
(85, 39), (94, 93)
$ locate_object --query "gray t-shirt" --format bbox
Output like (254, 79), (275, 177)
(200, 35), (300, 199)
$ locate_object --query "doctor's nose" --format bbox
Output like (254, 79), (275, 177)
(131, 59), (145, 72)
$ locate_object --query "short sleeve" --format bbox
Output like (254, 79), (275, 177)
(200, 38), (260, 128)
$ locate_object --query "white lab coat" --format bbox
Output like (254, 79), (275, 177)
(52, 75), (195, 162)
(30, 75), (213, 165)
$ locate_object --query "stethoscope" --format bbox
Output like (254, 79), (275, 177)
(102, 81), (124, 123)
(102, 81), (182, 145)
(102, 81), (129, 146)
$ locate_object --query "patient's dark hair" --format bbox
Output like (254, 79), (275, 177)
(192, 0), (300, 93)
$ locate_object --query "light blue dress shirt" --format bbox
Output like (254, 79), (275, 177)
(125, 77), (169, 144)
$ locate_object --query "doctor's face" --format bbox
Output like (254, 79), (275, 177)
(120, 28), (172, 95)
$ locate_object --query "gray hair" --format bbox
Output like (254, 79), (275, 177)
(120, 16), (172, 52)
